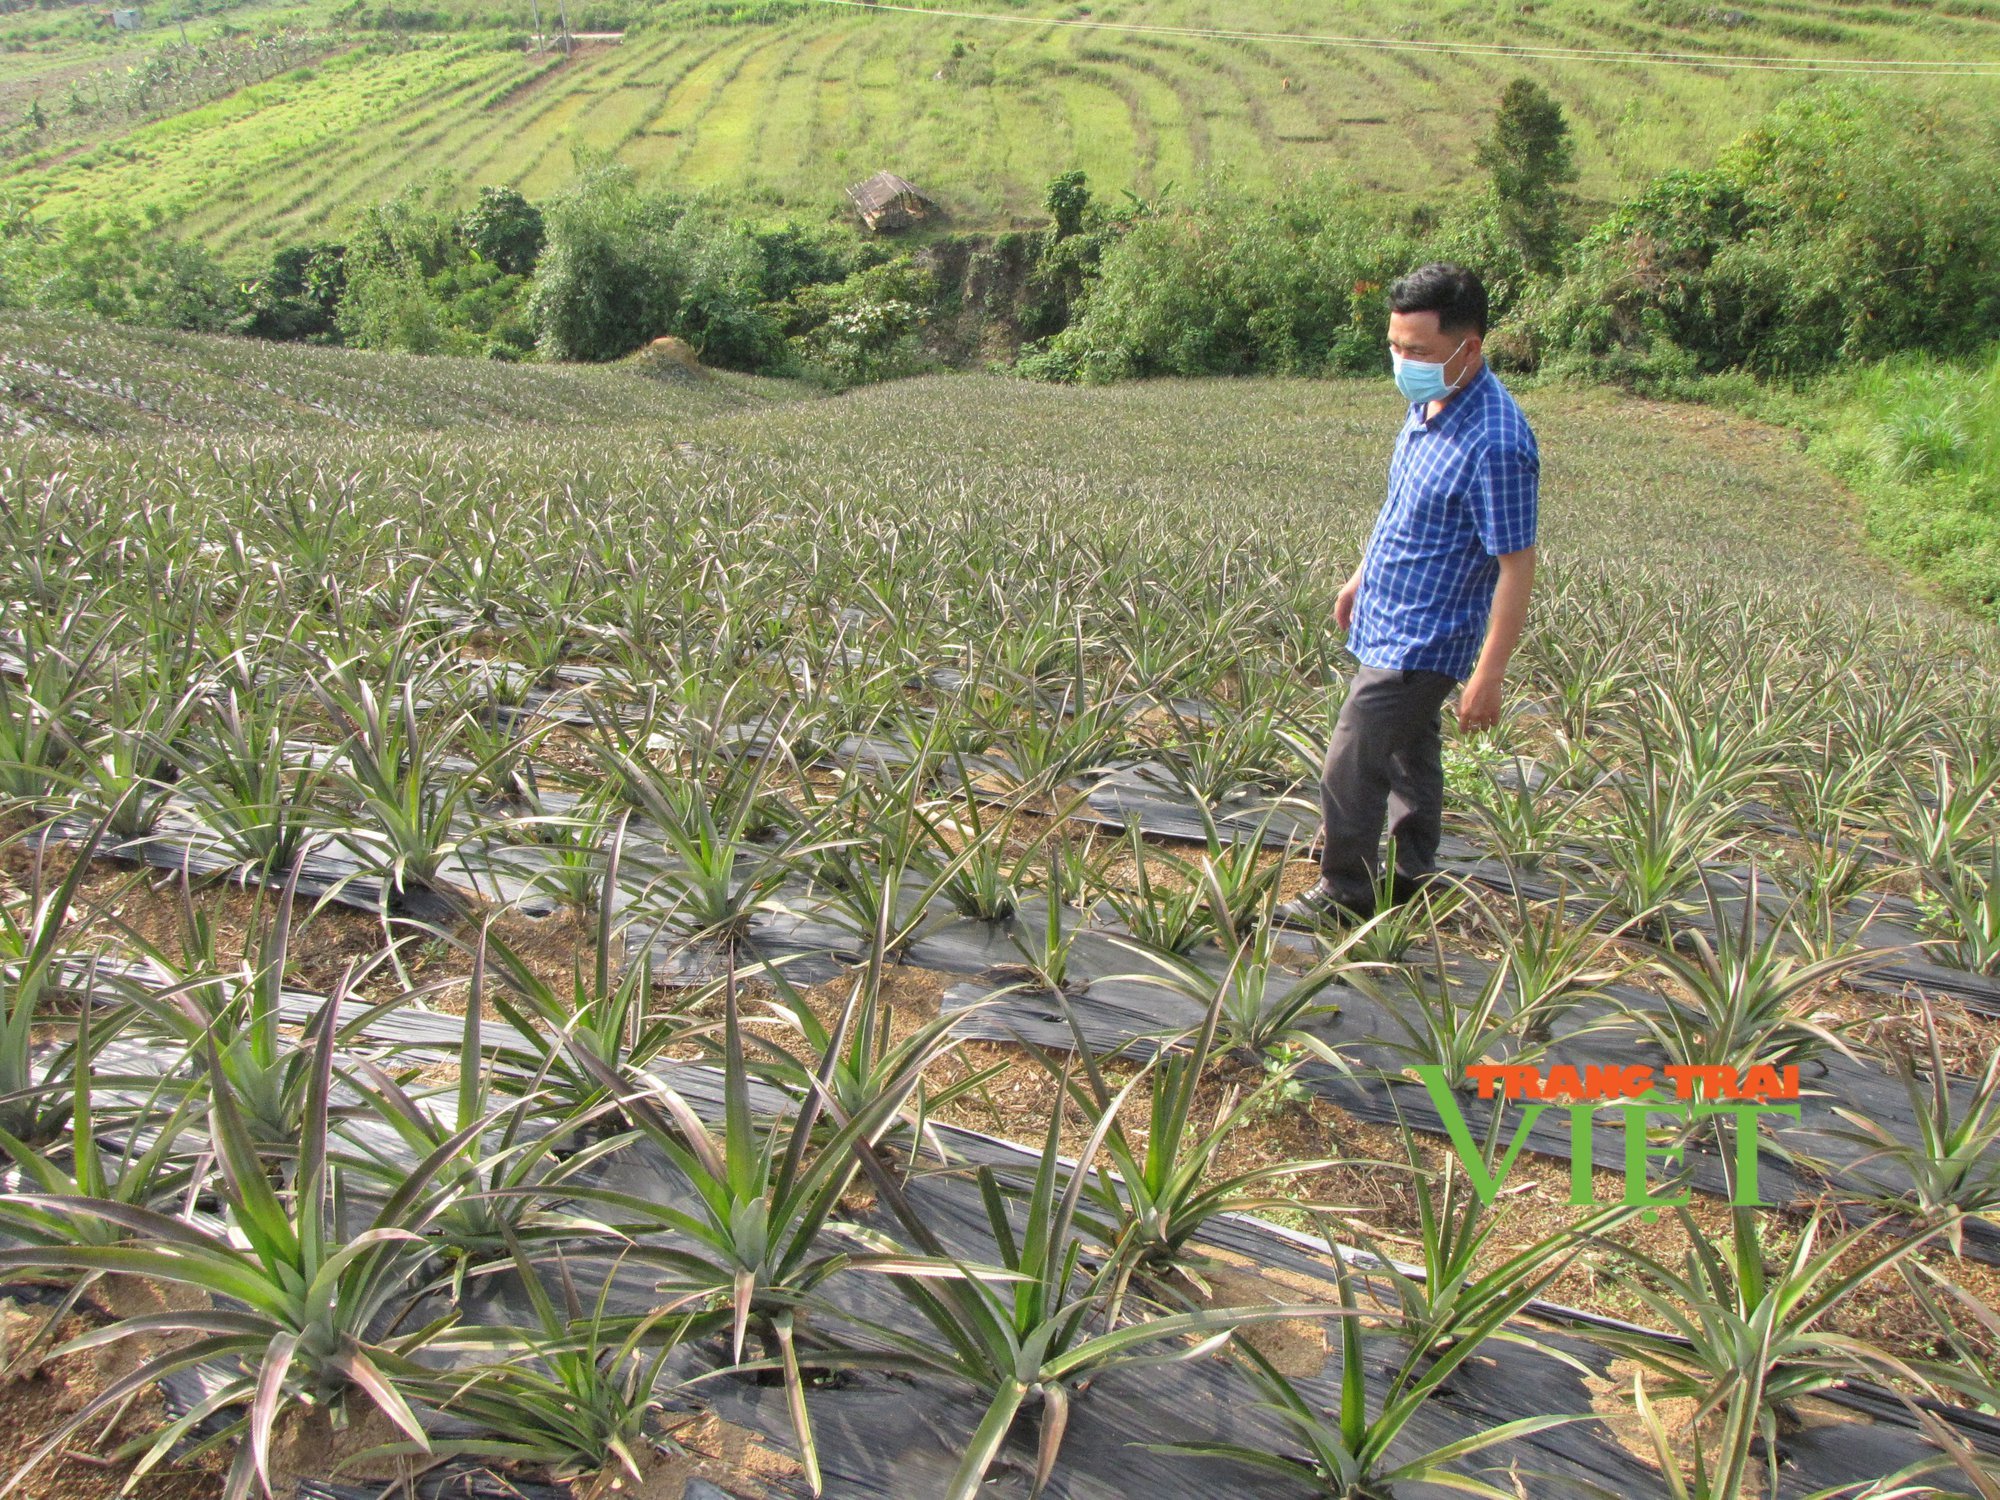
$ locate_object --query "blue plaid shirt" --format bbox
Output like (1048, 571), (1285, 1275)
(1347, 363), (1539, 682)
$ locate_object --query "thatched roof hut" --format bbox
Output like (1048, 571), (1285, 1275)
(846, 171), (936, 233)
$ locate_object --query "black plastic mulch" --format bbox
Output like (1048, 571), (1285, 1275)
(63, 1001), (1994, 1500)
(934, 936), (2000, 1265)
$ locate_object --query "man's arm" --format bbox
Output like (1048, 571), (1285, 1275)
(1335, 561), (1365, 630)
(1456, 545), (1535, 733)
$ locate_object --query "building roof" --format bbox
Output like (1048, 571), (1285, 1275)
(846, 171), (932, 217)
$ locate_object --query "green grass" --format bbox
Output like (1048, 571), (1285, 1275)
(1807, 347), (2000, 620)
(6, 0), (2000, 253)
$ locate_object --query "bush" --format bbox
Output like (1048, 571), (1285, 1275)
(527, 160), (779, 368)
(0, 204), (234, 332)
(1476, 78), (1579, 273)
(786, 256), (937, 386)
(1032, 176), (1527, 383)
(236, 242), (347, 343)
(328, 179), (537, 357)
(1522, 85), (2000, 378)
(458, 185), (544, 276)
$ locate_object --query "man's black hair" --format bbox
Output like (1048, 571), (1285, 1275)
(1388, 263), (1487, 337)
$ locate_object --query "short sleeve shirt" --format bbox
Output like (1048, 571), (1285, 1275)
(1346, 363), (1539, 682)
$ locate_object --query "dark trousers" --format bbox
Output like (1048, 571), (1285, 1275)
(1317, 665), (1459, 906)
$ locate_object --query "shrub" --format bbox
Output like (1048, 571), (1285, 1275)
(235, 242), (347, 343)
(458, 184), (545, 276)
(1523, 84), (2000, 378)
(1036, 176), (1528, 382)
(785, 255), (937, 386)
(0, 204), (235, 331)
(528, 159), (779, 368)
(1476, 78), (1579, 274)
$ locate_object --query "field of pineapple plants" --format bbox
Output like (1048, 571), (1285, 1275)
(1, 311), (2000, 1497)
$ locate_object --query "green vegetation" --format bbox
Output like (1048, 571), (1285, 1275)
(1811, 349), (2000, 619)
(7, 0), (2000, 251)
(7, 58), (2000, 602)
(0, 319), (1996, 1495)
(0, 306), (807, 433)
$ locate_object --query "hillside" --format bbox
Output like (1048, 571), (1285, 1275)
(0, 308), (810, 434)
(5, 0), (2000, 249)
(1, 308), (1948, 617)
(7, 265), (2000, 1500)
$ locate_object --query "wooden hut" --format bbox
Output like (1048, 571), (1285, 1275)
(846, 171), (936, 233)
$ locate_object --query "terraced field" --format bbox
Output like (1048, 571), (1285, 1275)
(6, 0), (2000, 251)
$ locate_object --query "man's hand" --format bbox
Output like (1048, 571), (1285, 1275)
(1335, 572), (1363, 631)
(1456, 672), (1504, 734)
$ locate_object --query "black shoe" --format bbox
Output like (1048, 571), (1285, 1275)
(1389, 870), (1440, 907)
(1272, 880), (1374, 930)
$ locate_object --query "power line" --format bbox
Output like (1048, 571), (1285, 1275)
(813, 0), (2000, 77)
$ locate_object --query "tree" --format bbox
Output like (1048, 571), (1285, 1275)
(1045, 169), (1090, 241)
(1475, 79), (1578, 272)
(237, 242), (347, 343)
(458, 186), (545, 276)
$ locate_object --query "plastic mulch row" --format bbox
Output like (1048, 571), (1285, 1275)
(64, 1026), (1992, 1500)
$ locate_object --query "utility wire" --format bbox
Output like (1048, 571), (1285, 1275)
(813, 0), (2000, 77)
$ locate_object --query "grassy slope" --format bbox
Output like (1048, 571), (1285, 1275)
(0, 309), (813, 434)
(6, 0), (2000, 252)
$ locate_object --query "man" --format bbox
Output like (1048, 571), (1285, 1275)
(1274, 263), (1538, 928)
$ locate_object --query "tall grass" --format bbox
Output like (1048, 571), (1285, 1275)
(1817, 345), (2000, 619)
